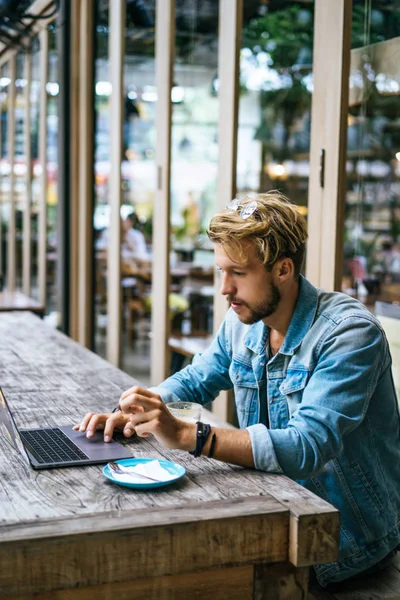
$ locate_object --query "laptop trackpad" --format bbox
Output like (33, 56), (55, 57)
(59, 425), (132, 460)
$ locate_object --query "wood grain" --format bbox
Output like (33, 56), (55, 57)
(0, 312), (339, 598)
(306, 0), (352, 292)
(289, 512), (340, 567)
(227, 467), (340, 566)
(0, 511), (288, 595)
(0, 565), (254, 600)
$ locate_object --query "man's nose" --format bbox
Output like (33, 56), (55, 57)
(219, 273), (235, 296)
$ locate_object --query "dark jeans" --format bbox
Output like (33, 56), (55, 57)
(310, 546), (400, 590)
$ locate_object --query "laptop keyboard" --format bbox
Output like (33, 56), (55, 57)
(20, 428), (90, 464)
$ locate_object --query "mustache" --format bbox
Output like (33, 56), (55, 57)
(227, 296), (247, 306)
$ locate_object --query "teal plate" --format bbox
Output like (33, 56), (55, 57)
(102, 457), (186, 489)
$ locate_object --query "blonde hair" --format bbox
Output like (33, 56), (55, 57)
(207, 191), (308, 277)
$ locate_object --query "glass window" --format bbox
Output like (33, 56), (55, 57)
(169, 1), (219, 371)
(237, 1), (314, 218)
(15, 52), (25, 290)
(0, 65), (6, 287)
(343, 1), (400, 310)
(93, 1), (110, 357)
(121, 0), (156, 382)
(0, 62), (10, 288)
(93, 1), (157, 384)
(30, 38), (41, 299)
(45, 24), (59, 315)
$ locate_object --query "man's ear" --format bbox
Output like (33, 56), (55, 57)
(275, 258), (294, 280)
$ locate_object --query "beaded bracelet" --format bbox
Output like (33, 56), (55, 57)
(189, 422), (211, 458)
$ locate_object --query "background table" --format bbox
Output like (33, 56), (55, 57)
(0, 312), (339, 599)
(168, 335), (213, 359)
(0, 291), (45, 316)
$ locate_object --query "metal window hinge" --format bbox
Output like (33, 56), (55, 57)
(319, 149), (325, 188)
(157, 165), (162, 190)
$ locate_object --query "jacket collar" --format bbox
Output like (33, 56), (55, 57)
(244, 275), (318, 356)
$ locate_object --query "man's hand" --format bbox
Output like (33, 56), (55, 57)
(73, 411), (135, 442)
(118, 386), (196, 451)
(74, 385), (255, 468)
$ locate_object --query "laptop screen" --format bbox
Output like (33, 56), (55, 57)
(0, 388), (30, 464)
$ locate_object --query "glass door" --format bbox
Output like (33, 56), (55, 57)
(342, 0), (400, 399)
(342, 1), (400, 312)
(237, 0), (314, 223)
(169, 0), (220, 363)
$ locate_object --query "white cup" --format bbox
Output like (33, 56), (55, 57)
(167, 402), (202, 423)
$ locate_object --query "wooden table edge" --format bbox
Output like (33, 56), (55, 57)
(0, 493), (289, 544)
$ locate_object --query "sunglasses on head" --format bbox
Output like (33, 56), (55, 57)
(225, 199), (258, 219)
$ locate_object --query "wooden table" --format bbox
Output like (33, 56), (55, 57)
(0, 290), (45, 316)
(169, 336), (214, 375)
(168, 335), (213, 359)
(0, 312), (339, 599)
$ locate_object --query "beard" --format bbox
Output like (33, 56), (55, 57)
(228, 283), (281, 325)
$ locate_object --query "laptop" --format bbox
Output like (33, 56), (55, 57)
(0, 387), (132, 469)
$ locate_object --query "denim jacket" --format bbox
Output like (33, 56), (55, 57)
(152, 276), (400, 586)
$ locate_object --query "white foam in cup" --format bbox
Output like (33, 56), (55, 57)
(167, 402), (201, 423)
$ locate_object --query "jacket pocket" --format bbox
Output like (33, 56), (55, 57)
(279, 369), (309, 418)
(230, 357), (259, 428)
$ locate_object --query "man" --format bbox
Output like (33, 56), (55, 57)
(121, 211), (149, 263)
(75, 191), (400, 587)
(96, 211), (149, 264)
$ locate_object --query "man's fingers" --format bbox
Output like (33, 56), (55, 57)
(73, 410), (136, 442)
(85, 414), (109, 437)
(119, 386), (162, 409)
(73, 412), (95, 432)
(134, 423), (151, 438)
(133, 419), (153, 438)
(119, 386), (155, 402)
(119, 386), (139, 402)
(128, 408), (163, 430)
(119, 393), (162, 414)
(123, 422), (136, 438)
(103, 412), (129, 441)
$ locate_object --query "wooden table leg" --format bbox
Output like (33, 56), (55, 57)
(254, 563), (310, 599)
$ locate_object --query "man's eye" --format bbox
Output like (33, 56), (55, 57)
(233, 271), (245, 276)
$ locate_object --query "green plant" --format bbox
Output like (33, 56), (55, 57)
(241, 4), (313, 184)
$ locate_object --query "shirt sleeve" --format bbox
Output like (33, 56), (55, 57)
(247, 316), (388, 477)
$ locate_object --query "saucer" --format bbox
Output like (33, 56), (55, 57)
(102, 457), (186, 490)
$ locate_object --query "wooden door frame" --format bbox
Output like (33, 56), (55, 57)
(306, 0), (352, 291)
